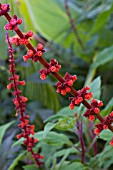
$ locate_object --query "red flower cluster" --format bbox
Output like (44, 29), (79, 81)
(40, 59), (61, 80)
(10, 31), (33, 46)
(69, 86), (93, 109)
(56, 72), (77, 95)
(23, 43), (45, 62)
(4, 15), (22, 31)
(6, 33), (43, 167)
(94, 111), (113, 136)
(83, 99), (103, 121)
(0, 3), (10, 16)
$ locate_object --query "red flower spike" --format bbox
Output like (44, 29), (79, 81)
(6, 33), (43, 167)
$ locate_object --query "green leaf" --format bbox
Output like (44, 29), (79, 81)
(89, 76), (101, 99)
(24, 0), (69, 40)
(100, 97), (113, 116)
(54, 147), (78, 158)
(0, 121), (15, 145)
(99, 129), (113, 141)
(8, 151), (26, 170)
(12, 137), (24, 148)
(91, 4), (113, 34)
(58, 162), (85, 170)
(35, 131), (72, 146)
(23, 164), (41, 170)
(43, 122), (56, 137)
(98, 145), (113, 169)
(18, 0), (36, 31)
(45, 106), (78, 122)
(55, 117), (77, 130)
(91, 45), (113, 69)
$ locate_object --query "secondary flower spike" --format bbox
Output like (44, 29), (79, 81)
(6, 33), (43, 167)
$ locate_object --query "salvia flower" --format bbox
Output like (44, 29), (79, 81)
(4, 15), (22, 31)
(69, 86), (93, 109)
(83, 99), (103, 121)
(56, 72), (77, 95)
(6, 33), (43, 167)
(0, 3), (10, 16)
(23, 43), (45, 62)
(39, 59), (61, 80)
(94, 111), (113, 136)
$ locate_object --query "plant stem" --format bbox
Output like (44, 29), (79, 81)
(64, 0), (84, 50)
(76, 120), (85, 164)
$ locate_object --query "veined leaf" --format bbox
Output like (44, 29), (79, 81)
(0, 121), (15, 145)
(8, 151), (26, 170)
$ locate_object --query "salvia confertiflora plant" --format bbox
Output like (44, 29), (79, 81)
(1, 2), (113, 169)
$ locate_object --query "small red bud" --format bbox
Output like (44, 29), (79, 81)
(40, 73), (46, 80)
(23, 55), (29, 61)
(67, 80), (73, 86)
(27, 30), (33, 37)
(37, 51), (42, 57)
(27, 50), (34, 57)
(94, 107), (100, 114)
(69, 103), (74, 110)
(94, 128), (100, 135)
(37, 43), (44, 50)
(88, 115), (95, 121)
(21, 96), (28, 102)
(7, 83), (13, 90)
(61, 89), (66, 96)
(19, 81), (26, 86)
(17, 18), (23, 24)
(110, 139), (113, 146)
(10, 18), (17, 25)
